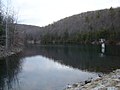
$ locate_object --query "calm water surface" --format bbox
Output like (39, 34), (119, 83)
(0, 45), (120, 90)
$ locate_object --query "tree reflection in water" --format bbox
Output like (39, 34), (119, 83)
(0, 54), (23, 90)
(0, 45), (120, 90)
(23, 45), (120, 73)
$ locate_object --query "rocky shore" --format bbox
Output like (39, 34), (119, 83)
(64, 69), (120, 90)
(0, 47), (22, 58)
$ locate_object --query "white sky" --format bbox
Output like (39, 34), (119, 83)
(10, 0), (120, 26)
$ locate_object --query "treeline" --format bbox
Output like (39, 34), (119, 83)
(41, 29), (120, 44)
(0, 1), (21, 49)
(40, 7), (120, 45)
(19, 7), (120, 45)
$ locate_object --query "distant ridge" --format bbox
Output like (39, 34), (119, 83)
(16, 7), (120, 45)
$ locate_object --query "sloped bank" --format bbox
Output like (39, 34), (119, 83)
(64, 69), (120, 90)
(0, 47), (22, 58)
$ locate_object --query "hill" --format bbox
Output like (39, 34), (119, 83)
(17, 7), (120, 45)
(15, 24), (42, 38)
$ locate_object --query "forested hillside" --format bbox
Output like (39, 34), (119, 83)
(17, 7), (120, 45)
(15, 24), (42, 44)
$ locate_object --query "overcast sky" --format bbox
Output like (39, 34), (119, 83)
(11, 0), (120, 26)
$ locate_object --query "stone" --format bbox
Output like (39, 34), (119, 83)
(107, 87), (118, 90)
(85, 79), (91, 84)
(64, 69), (120, 90)
(67, 84), (72, 89)
(116, 83), (120, 87)
(73, 83), (78, 87)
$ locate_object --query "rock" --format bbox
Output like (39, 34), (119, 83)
(73, 83), (78, 87)
(116, 83), (120, 87)
(85, 79), (91, 84)
(98, 74), (103, 77)
(67, 84), (72, 89)
(93, 76), (101, 81)
(64, 69), (120, 90)
(107, 87), (118, 90)
(79, 82), (85, 86)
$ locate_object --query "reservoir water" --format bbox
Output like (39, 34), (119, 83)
(0, 45), (120, 90)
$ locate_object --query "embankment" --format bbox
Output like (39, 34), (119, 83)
(0, 47), (22, 58)
(65, 69), (120, 90)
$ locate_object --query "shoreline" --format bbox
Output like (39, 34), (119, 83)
(64, 69), (120, 90)
(0, 47), (23, 59)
